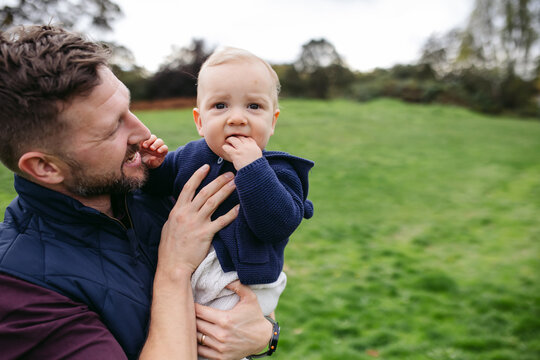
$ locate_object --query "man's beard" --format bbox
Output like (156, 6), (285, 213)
(62, 145), (149, 197)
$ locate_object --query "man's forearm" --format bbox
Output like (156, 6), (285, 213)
(140, 270), (197, 359)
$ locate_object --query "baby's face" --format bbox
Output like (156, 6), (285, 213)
(194, 60), (279, 161)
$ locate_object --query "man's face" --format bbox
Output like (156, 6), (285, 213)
(57, 66), (151, 197)
(194, 60), (279, 162)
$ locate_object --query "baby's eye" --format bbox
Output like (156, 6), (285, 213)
(214, 103), (226, 109)
(248, 103), (260, 110)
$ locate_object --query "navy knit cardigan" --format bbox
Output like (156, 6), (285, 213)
(144, 139), (314, 285)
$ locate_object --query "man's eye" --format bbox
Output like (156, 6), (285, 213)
(248, 103), (260, 110)
(214, 103), (226, 109)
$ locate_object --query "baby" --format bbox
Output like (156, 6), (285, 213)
(142, 47), (314, 317)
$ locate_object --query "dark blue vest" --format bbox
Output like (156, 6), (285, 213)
(0, 176), (172, 359)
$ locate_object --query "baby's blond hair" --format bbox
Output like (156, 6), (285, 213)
(198, 47), (281, 106)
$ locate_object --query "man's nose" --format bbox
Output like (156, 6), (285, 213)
(127, 111), (151, 144)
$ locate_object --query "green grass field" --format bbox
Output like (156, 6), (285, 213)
(1, 98), (539, 359)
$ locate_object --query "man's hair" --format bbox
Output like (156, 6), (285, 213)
(198, 47), (281, 107)
(0, 25), (110, 173)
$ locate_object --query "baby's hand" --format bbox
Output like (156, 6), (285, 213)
(141, 134), (168, 168)
(222, 136), (262, 170)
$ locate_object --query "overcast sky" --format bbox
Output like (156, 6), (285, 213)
(97, 0), (475, 73)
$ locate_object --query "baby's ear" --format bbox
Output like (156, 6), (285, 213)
(271, 109), (280, 135)
(193, 108), (204, 137)
(18, 152), (65, 185)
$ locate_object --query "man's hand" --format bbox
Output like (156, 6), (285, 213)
(158, 165), (238, 276)
(195, 281), (273, 360)
(141, 134), (168, 169)
(222, 136), (262, 171)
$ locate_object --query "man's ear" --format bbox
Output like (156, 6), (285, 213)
(193, 108), (204, 137)
(270, 109), (280, 135)
(18, 152), (65, 185)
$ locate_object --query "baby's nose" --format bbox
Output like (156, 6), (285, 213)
(227, 110), (248, 125)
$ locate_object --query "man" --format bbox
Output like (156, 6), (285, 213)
(0, 25), (273, 359)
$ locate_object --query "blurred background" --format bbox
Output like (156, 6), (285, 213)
(1, 0), (539, 117)
(1, 1), (540, 360)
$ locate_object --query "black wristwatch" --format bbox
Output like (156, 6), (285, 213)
(247, 316), (280, 358)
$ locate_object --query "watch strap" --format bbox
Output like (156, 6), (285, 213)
(247, 316), (280, 358)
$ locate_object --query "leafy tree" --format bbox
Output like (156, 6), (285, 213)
(273, 64), (305, 98)
(158, 39), (210, 73)
(307, 67), (331, 99)
(0, 0), (122, 32)
(107, 42), (149, 101)
(419, 30), (463, 77)
(421, 0), (540, 79)
(460, 0), (539, 78)
(295, 38), (345, 73)
(417, 0), (540, 116)
(325, 63), (355, 97)
(146, 39), (213, 99)
(291, 38), (353, 99)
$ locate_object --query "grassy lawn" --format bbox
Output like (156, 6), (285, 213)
(1, 98), (539, 359)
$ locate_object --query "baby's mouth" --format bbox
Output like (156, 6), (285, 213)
(226, 134), (247, 140)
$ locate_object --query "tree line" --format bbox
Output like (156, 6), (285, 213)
(2, 0), (539, 118)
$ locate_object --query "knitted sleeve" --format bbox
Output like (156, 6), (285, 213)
(234, 156), (309, 243)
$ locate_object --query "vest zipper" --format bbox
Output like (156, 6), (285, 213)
(102, 196), (155, 268)
(122, 196), (155, 268)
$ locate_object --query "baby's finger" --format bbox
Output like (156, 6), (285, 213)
(226, 136), (242, 146)
(222, 143), (235, 155)
(141, 134), (157, 148)
(157, 144), (168, 153)
(150, 137), (164, 150)
(240, 136), (257, 145)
